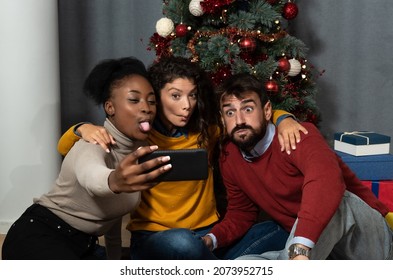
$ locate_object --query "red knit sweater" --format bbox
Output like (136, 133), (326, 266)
(210, 122), (389, 248)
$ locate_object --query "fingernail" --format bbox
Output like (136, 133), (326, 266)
(106, 149), (110, 153)
(287, 150), (291, 155)
(162, 156), (170, 162)
(164, 164), (172, 170)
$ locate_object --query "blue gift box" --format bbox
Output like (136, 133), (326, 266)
(334, 131), (391, 156)
(336, 151), (393, 180)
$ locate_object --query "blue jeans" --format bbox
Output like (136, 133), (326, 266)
(130, 220), (288, 260)
(238, 191), (393, 260)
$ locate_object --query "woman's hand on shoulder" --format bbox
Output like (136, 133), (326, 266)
(108, 145), (172, 193)
(277, 118), (308, 154)
(78, 123), (116, 153)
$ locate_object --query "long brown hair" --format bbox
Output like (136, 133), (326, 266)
(148, 56), (220, 164)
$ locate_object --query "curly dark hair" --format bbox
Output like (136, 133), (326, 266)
(83, 57), (149, 109)
(147, 56), (220, 159)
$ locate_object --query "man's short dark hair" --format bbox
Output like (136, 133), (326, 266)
(216, 73), (269, 106)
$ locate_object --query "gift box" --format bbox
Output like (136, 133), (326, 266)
(336, 151), (393, 180)
(361, 180), (393, 212)
(334, 131), (391, 156)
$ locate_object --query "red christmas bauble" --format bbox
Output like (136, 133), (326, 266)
(175, 24), (187, 37)
(278, 57), (290, 72)
(265, 79), (279, 92)
(238, 37), (256, 52)
(282, 2), (299, 20)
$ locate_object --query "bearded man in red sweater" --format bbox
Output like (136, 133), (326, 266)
(202, 73), (393, 260)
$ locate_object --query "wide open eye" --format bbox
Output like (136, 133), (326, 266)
(224, 109), (235, 117)
(244, 106), (254, 113)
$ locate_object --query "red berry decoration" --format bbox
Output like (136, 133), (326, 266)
(265, 79), (279, 92)
(175, 23), (188, 37)
(238, 37), (256, 53)
(278, 57), (290, 72)
(266, 0), (279, 4)
(282, 2), (299, 20)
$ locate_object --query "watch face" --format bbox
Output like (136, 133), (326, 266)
(288, 244), (310, 259)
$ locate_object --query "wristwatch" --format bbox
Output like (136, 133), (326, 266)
(288, 244), (311, 259)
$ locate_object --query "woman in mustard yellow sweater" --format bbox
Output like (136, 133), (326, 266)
(58, 56), (308, 259)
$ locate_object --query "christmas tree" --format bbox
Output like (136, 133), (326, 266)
(149, 0), (321, 125)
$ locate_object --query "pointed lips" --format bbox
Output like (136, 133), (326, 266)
(178, 114), (191, 122)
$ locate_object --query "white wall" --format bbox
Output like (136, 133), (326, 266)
(0, 0), (61, 233)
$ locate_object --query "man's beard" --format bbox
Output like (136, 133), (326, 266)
(229, 123), (267, 151)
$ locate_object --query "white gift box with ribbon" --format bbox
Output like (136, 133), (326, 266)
(334, 131), (391, 156)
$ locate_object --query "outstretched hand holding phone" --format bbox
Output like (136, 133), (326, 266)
(138, 148), (208, 182)
(108, 145), (172, 193)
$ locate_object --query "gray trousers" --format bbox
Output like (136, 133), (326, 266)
(237, 191), (393, 260)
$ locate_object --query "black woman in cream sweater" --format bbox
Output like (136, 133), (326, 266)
(2, 57), (171, 260)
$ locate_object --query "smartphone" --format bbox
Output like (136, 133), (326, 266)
(138, 148), (208, 181)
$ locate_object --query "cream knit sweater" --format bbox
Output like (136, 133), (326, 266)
(35, 119), (145, 259)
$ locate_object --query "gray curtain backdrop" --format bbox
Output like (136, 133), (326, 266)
(58, 0), (393, 151)
(58, 0), (161, 131)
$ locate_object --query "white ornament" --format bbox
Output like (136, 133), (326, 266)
(189, 0), (204, 17)
(156, 17), (175, 37)
(288, 58), (302, 76)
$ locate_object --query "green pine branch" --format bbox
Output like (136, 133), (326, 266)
(228, 10), (257, 30)
(251, 0), (282, 29)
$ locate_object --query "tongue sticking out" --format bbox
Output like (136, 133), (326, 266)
(139, 121), (151, 132)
